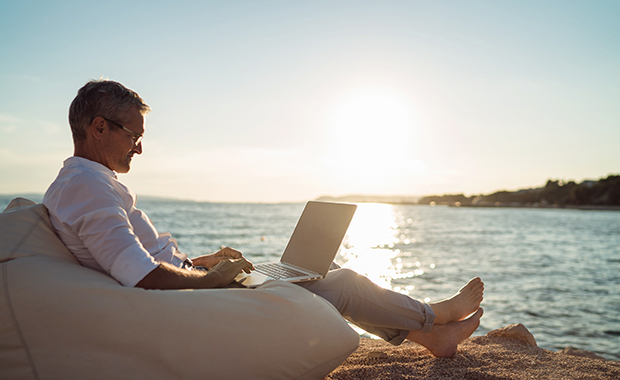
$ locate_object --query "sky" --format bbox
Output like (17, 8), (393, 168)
(1, 1), (619, 202)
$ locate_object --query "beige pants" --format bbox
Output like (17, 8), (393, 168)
(297, 268), (435, 345)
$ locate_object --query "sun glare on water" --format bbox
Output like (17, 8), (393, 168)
(338, 203), (401, 289)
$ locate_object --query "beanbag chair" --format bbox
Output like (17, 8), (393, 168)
(0, 198), (358, 380)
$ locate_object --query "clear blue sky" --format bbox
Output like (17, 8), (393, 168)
(1, 1), (619, 202)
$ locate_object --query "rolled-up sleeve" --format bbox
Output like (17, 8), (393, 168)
(73, 205), (159, 287)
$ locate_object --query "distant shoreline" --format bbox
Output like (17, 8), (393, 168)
(450, 202), (620, 212)
(320, 174), (620, 211)
(317, 197), (620, 211)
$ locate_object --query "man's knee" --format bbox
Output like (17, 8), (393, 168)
(329, 268), (374, 292)
(330, 268), (360, 282)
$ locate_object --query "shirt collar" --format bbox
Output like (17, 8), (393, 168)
(64, 156), (118, 179)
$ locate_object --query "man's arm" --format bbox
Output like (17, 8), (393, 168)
(136, 257), (254, 290)
(190, 247), (247, 269)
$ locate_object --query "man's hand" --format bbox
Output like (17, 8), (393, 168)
(204, 257), (255, 287)
(136, 247), (255, 290)
(191, 247), (248, 269)
(136, 256), (255, 290)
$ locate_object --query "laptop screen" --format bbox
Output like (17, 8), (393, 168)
(281, 201), (357, 276)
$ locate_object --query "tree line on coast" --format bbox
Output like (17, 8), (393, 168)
(418, 174), (620, 209)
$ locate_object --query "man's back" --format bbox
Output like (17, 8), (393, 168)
(44, 156), (185, 286)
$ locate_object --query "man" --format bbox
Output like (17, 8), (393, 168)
(44, 79), (484, 358)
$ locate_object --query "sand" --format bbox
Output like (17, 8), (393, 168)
(325, 324), (620, 379)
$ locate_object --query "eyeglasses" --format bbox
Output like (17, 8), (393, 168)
(102, 117), (143, 145)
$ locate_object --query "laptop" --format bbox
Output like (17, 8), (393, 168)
(235, 201), (357, 288)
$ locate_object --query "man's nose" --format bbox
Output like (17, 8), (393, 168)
(133, 141), (143, 155)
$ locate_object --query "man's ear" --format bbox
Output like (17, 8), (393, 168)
(90, 116), (107, 141)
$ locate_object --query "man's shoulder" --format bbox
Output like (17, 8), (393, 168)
(62, 157), (116, 182)
(46, 165), (114, 199)
(67, 165), (115, 186)
(44, 162), (127, 211)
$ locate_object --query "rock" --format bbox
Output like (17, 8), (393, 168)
(487, 323), (538, 347)
(558, 347), (607, 361)
(367, 351), (388, 358)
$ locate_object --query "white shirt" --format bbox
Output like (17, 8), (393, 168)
(43, 157), (187, 286)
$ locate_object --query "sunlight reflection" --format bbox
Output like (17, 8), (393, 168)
(337, 203), (400, 289)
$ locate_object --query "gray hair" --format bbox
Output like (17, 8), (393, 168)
(69, 79), (151, 143)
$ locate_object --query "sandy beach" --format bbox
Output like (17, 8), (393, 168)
(326, 324), (620, 379)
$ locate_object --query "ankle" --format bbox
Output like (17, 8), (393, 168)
(428, 301), (451, 325)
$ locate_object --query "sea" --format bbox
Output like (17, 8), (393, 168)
(3, 194), (619, 361)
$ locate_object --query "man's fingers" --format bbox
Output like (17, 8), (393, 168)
(241, 257), (255, 274)
(246, 258), (255, 271)
(209, 257), (255, 287)
(219, 247), (244, 259)
(236, 257), (254, 273)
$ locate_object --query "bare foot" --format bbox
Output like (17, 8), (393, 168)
(407, 308), (483, 358)
(428, 277), (484, 325)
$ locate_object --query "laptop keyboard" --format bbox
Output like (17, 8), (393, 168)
(255, 262), (308, 280)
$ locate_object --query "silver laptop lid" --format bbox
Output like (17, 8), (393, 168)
(281, 201), (357, 276)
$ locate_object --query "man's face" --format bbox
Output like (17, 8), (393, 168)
(103, 107), (145, 174)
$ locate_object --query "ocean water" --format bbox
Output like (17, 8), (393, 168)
(3, 195), (619, 360)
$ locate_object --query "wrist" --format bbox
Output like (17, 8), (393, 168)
(202, 270), (225, 288)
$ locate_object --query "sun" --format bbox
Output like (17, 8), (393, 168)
(327, 88), (416, 186)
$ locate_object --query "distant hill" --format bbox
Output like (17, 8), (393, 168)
(418, 174), (620, 210)
(317, 175), (620, 210)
